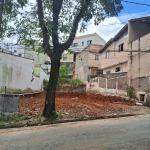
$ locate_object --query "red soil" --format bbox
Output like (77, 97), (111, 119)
(19, 92), (137, 119)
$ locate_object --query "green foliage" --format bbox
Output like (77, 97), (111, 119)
(22, 114), (28, 120)
(57, 111), (63, 119)
(0, 121), (5, 127)
(127, 86), (137, 99)
(11, 115), (20, 122)
(59, 78), (84, 85)
(59, 65), (69, 78)
(43, 79), (49, 83)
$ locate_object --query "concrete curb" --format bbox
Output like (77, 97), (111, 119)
(0, 113), (145, 129)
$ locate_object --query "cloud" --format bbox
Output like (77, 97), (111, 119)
(76, 17), (124, 42)
(76, 12), (150, 42)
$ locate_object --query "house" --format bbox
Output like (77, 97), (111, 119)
(76, 44), (103, 82)
(87, 16), (150, 101)
(61, 33), (106, 63)
(99, 24), (129, 75)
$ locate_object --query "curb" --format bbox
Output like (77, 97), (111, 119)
(0, 113), (145, 129)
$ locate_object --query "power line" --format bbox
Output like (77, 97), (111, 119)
(122, 0), (150, 7)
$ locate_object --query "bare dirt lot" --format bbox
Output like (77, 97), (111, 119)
(19, 92), (150, 119)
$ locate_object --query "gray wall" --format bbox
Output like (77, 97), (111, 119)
(76, 49), (89, 81)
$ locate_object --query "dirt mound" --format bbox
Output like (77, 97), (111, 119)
(19, 92), (140, 119)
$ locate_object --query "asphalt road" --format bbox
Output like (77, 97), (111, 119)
(0, 115), (150, 150)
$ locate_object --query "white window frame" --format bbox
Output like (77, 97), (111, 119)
(106, 51), (110, 59)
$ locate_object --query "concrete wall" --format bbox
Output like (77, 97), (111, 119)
(128, 33), (150, 79)
(88, 45), (102, 69)
(75, 44), (102, 82)
(129, 22), (150, 43)
(25, 50), (49, 65)
(76, 47), (89, 81)
(103, 62), (128, 74)
(0, 52), (48, 91)
(86, 76), (127, 96)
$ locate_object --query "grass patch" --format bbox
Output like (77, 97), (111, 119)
(0, 121), (5, 127)
(59, 78), (84, 85)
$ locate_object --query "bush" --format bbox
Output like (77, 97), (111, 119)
(59, 78), (84, 85)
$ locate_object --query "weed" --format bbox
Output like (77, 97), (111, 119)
(22, 114), (28, 120)
(9, 121), (15, 127)
(11, 115), (20, 122)
(57, 111), (63, 119)
(0, 121), (5, 127)
(37, 114), (42, 122)
(127, 86), (137, 99)
(48, 111), (58, 121)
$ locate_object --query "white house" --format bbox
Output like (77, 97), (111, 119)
(61, 33), (106, 63)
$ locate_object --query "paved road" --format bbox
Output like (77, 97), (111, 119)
(0, 115), (150, 150)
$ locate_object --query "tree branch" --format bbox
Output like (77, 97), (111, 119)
(61, 0), (91, 52)
(52, 0), (63, 46)
(36, 0), (52, 58)
(0, 0), (4, 31)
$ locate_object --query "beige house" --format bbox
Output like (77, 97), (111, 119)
(61, 33), (106, 63)
(99, 24), (129, 74)
(93, 16), (150, 100)
(76, 44), (103, 82)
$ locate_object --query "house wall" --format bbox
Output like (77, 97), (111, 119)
(129, 22), (150, 43)
(88, 45), (101, 69)
(75, 47), (89, 81)
(60, 53), (74, 63)
(103, 63), (128, 74)
(100, 37), (129, 73)
(70, 33), (106, 52)
(128, 33), (150, 79)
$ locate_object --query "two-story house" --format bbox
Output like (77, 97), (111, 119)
(61, 33), (106, 63)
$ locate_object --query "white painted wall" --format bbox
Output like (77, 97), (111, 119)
(0, 51), (48, 91)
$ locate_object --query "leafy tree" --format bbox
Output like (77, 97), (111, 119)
(0, 0), (27, 38)
(59, 65), (69, 78)
(6, 0), (123, 117)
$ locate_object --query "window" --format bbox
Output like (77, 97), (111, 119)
(87, 40), (92, 45)
(63, 57), (68, 61)
(82, 42), (84, 46)
(94, 55), (100, 61)
(115, 67), (120, 72)
(106, 71), (111, 74)
(18, 53), (22, 57)
(72, 43), (78, 47)
(119, 43), (124, 51)
(62, 54), (68, 61)
(106, 51), (110, 59)
(97, 70), (103, 76)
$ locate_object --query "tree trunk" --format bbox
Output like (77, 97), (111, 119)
(43, 53), (61, 118)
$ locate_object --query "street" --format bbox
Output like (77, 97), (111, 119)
(0, 115), (150, 150)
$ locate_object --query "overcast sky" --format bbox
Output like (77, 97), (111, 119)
(2, 0), (150, 43)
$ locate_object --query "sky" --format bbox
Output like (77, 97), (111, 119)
(2, 0), (150, 44)
(76, 0), (150, 42)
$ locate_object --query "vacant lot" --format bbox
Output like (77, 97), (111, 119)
(19, 92), (150, 119)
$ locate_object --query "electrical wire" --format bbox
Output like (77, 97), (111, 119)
(122, 0), (150, 7)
